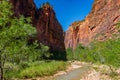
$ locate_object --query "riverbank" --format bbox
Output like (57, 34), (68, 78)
(13, 61), (120, 80)
(21, 61), (91, 80)
(80, 64), (120, 80)
(52, 62), (120, 80)
(30, 62), (120, 80)
(5, 61), (68, 80)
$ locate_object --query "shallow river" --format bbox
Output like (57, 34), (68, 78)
(49, 65), (91, 80)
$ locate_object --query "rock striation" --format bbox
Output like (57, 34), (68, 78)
(36, 3), (65, 51)
(65, 0), (120, 49)
(9, 0), (65, 52)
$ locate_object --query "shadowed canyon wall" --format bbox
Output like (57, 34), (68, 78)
(36, 4), (65, 51)
(9, 0), (120, 50)
(9, 0), (65, 52)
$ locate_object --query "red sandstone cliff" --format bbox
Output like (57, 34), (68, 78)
(9, 0), (65, 51)
(36, 3), (65, 51)
(65, 0), (120, 49)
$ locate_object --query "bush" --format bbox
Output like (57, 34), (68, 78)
(67, 38), (120, 67)
(66, 48), (74, 60)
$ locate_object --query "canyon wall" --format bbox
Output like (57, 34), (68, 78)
(36, 3), (65, 51)
(65, 0), (120, 49)
(9, 0), (65, 52)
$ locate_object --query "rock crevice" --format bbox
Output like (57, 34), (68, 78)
(65, 0), (120, 49)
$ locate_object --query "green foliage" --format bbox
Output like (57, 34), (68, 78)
(66, 48), (74, 60)
(20, 61), (67, 78)
(0, 0), (40, 64)
(0, 1), (51, 79)
(5, 61), (67, 79)
(39, 43), (51, 59)
(0, 0), (51, 64)
(67, 22), (120, 67)
(67, 38), (120, 67)
(0, 1), (66, 79)
(116, 21), (120, 32)
(0, 0), (12, 27)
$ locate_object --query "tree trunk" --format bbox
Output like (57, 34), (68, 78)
(0, 54), (4, 80)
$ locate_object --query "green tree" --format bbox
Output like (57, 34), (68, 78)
(0, 0), (40, 79)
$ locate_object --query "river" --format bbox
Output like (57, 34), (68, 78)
(52, 65), (91, 80)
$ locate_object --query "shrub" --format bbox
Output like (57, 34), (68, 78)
(67, 38), (120, 67)
(66, 48), (74, 60)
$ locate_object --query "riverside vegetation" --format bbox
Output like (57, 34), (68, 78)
(66, 21), (120, 67)
(66, 38), (120, 67)
(0, 0), (120, 80)
(0, 1), (67, 80)
(66, 25), (120, 79)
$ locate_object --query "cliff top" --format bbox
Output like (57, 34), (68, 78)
(70, 20), (85, 29)
(41, 2), (53, 9)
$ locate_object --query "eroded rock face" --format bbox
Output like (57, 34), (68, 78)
(36, 4), (65, 51)
(9, 0), (65, 52)
(9, 0), (37, 24)
(65, 0), (120, 49)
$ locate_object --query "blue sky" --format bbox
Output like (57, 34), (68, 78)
(34, 0), (94, 31)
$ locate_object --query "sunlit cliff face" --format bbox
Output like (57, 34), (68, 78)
(65, 0), (120, 49)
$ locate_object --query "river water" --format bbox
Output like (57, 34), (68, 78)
(50, 65), (91, 80)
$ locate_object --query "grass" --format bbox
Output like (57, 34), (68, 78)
(66, 38), (120, 68)
(5, 61), (67, 79)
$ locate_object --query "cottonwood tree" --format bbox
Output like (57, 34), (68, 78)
(0, 0), (41, 80)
